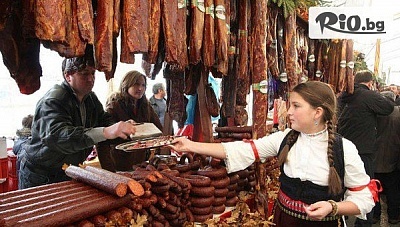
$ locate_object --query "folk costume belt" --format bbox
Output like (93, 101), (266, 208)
(277, 190), (341, 221)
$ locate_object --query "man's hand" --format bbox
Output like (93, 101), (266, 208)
(103, 121), (137, 140)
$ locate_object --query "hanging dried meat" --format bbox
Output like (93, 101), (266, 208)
(0, 8), (41, 94)
(121, 0), (149, 53)
(307, 39), (315, 80)
(0, 0), (13, 31)
(189, 0), (205, 64)
(165, 64), (187, 128)
(161, 0), (178, 65)
(337, 40), (347, 92)
(277, 13), (286, 79)
(43, 0), (86, 58)
(237, 0), (248, 80)
(284, 12), (297, 91)
(176, 0), (189, 70)
(35, 0), (66, 43)
(267, 7), (279, 79)
(203, 0), (215, 68)
(250, 0), (267, 138)
(215, 0), (228, 76)
(95, 0), (114, 72)
(146, 0), (161, 64)
(346, 40), (354, 94)
(77, 0), (95, 45)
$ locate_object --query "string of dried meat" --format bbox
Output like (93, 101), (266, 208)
(189, 0), (205, 65)
(203, 0), (215, 68)
(35, 0), (66, 43)
(215, 0), (228, 75)
(94, 0), (114, 72)
(284, 12), (297, 91)
(346, 40), (354, 94)
(146, 0), (161, 64)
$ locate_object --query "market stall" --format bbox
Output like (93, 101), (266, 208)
(0, 0), (359, 226)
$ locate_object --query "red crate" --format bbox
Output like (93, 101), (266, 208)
(0, 158), (8, 193)
(8, 155), (17, 177)
(7, 175), (18, 191)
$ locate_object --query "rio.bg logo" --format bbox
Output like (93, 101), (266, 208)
(309, 7), (392, 39)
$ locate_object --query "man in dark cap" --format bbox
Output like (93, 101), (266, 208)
(18, 56), (137, 189)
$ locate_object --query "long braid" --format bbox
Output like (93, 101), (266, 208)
(327, 120), (342, 195)
(278, 130), (300, 166)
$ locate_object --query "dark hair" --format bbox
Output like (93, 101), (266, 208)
(62, 56), (95, 76)
(152, 83), (164, 94)
(22, 114), (33, 129)
(278, 81), (342, 195)
(354, 70), (373, 84)
(119, 70), (147, 98)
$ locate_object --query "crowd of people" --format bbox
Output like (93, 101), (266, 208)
(9, 55), (400, 227)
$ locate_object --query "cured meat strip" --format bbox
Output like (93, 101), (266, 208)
(35, 0), (66, 43)
(147, 0), (161, 63)
(161, 0), (178, 65)
(1, 192), (97, 226)
(267, 8), (279, 79)
(189, 0), (205, 64)
(251, 0), (267, 138)
(76, 0), (94, 44)
(203, 0), (215, 68)
(43, 0), (86, 58)
(175, 0), (189, 71)
(0, 184), (92, 211)
(284, 12), (298, 91)
(0, 181), (79, 201)
(12, 195), (132, 227)
(215, 125), (252, 133)
(84, 166), (145, 196)
(215, 0), (228, 75)
(94, 0), (114, 72)
(0, 187), (98, 219)
(338, 39), (347, 92)
(113, 0), (121, 36)
(65, 165), (128, 197)
(346, 40), (354, 94)
(122, 0), (149, 53)
(0, 0), (12, 31)
(0, 12), (42, 94)
(165, 65), (186, 128)
(307, 39), (315, 80)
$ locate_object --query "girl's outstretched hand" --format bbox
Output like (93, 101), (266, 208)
(168, 136), (192, 153)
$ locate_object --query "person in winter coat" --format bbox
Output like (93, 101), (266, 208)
(97, 70), (163, 172)
(149, 83), (167, 127)
(373, 91), (400, 224)
(18, 56), (137, 189)
(170, 81), (375, 227)
(337, 70), (394, 227)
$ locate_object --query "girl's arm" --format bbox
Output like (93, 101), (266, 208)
(169, 137), (226, 159)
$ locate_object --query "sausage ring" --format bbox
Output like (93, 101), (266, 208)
(189, 196), (215, 208)
(212, 204), (226, 214)
(179, 153), (194, 164)
(210, 177), (230, 189)
(184, 175), (212, 187)
(189, 206), (213, 215)
(197, 167), (227, 179)
(212, 196), (227, 206)
(227, 183), (238, 191)
(225, 196), (239, 207)
(214, 188), (229, 197)
(190, 186), (215, 197)
(226, 190), (237, 198)
(228, 173), (240, 184)
(172, 164), (192, 173)
(236, 169), (250, 179)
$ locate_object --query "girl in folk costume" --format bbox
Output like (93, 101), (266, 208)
(170, 81), (375, 227)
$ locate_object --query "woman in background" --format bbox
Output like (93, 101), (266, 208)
(97, 70), (163, 171)
(170, 81), (375, 227)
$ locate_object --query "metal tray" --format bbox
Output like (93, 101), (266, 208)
(115, 135), (179, 152)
